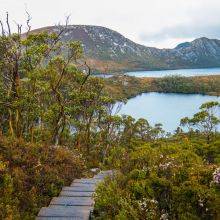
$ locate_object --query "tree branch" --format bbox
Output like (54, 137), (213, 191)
(0, 20), (5, 36)
(25, 10), (32, 35)
(6, 12), (11, 36)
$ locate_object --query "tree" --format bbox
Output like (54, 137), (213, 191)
(0, 14), (88, 144)
(180, 101), (220, 143)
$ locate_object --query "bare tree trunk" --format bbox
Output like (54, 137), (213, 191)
(8, 109), (14, 136)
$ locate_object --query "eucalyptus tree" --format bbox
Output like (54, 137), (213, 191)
(0, 14), (84, 143)
(180, 101), (220, 143)
(0, 13), (122, 152)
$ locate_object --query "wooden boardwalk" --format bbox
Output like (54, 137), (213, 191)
(36, 170), (112, 220)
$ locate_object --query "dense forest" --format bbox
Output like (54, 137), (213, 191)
(0, 19), (219, 219)
(104, 75), (220, 100)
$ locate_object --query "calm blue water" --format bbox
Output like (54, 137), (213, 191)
(126, 67), (220, 77)
(118, 92), (220, 133)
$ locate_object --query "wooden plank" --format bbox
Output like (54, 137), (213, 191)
(50, 197), (94, 206)
(59, 191), (94, 197)
(62, 186), (96, 192)
(48, 205), (93, 210)
(36, 171), (113, 220)
(38, 206), (91, 219)
(72, 179), (101, 184)
(93, 174), (107, 179)
(70, 183), (96, 187)
(36, 217), (86, 220)
(97, 171), (112, 176)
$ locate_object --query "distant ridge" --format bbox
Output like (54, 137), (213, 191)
(30, 25), (220, 73)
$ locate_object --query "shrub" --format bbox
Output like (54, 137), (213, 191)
(0, 137), (86, 219)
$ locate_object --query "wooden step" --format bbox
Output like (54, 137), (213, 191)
(72, 179), (101, 184)
(93, 173), (110, 179)
(50, 197), (94, 206)
(37, 206), (91, 219)
(37, 217), (81, 220)
(70, 183), (96, 187)
(60, 191), (94, 197)
(36, 170), (113, 220)
(37, 217), (87, 220)
(62, 186), (96, 192)
(48, 205), (93, 209)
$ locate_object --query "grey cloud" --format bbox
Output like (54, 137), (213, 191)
(139, 23), (220, 42)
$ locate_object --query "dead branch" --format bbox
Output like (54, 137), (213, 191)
(25, 10), (32, 35)
(0, 20), (5, 36)
(6, 12), (11, 36)
(13, 21), (22, 35)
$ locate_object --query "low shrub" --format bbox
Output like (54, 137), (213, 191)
(0, 137), (86, 219)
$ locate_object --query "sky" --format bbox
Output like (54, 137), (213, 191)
(1, 0), (220, 48)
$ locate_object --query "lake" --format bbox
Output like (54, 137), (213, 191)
(126, 67), (220, 77)
(118, 92), (220, 133)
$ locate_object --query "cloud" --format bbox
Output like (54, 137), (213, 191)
(136, 0), (220, 47)
(139, 23), (220, 42)
(1, 0), (220, 48)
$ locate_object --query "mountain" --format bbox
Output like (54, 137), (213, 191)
(30, 25), (220, 73)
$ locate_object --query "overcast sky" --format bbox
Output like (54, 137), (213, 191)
(1, 0), (220, 48)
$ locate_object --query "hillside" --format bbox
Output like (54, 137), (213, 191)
(30, 25), (220, 73)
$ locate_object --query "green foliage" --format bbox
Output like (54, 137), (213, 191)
(0, 137), (85, 219)
(94, 176), (139, 220)
(94, 137), (220, 219)
(0, 25), (115, 218)
(154, 75), (220, 96)
(180, 101), (220, 144)
(94, 104), (220, 219)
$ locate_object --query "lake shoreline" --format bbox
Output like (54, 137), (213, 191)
(118, 92), (220, 133)
(96, 67), (220, 78)
(104, 75), (220, 100)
